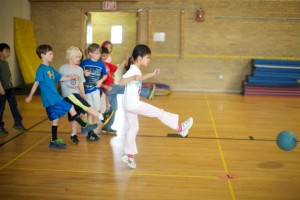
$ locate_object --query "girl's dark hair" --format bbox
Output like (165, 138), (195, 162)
(132, 44), (151, 60)
(125, 56), (133, 71)
(101, 46), (109, 54)
(126, 44), (151, 70)
(36, 44), (53, 59)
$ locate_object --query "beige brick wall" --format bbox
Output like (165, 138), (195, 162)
(0, 0), (30, 87)
(91, 12), (137, 66)
(30, 0), (300, 92)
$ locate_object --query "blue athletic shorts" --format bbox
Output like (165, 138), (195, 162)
(46, 99), (72, 121)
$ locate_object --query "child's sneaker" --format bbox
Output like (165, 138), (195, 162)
(178, 117), (193, 137)
(70, 134), (79, 144)
(101, 109), (114, 126)
(147, 84), (156, 100)
(121, 154), (136, 169)
(49, 138), (67, 149)
(86, 131), (100, 142)
(13, 123), (27, 132)
(102, 127), (117, 135)
(0, 127), (8, 136)
(81, 123), (98, 134)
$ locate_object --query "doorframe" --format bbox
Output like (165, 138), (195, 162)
(80, 9), (140, 57)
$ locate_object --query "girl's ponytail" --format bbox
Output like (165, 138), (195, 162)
(125, 56), (133, 71)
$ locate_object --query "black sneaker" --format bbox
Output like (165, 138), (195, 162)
(102, 127), (117, 135)
(87, 131), (100, 142)
(13, 123), (27, 132)
(70, 134), (79, 144)
(81, 123), (98, 134)
(0, 127), (8, 136)
(49, 138), (67, 149)
(101, 109), (114, 126)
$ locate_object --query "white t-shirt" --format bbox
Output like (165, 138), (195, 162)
(122, 64), (142, 111)
(58, 64), (85, 97)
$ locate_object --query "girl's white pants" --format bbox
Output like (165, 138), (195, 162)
(124, 101), (179, 155)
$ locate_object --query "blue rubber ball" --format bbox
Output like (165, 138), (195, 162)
(276, 130), (298, 151)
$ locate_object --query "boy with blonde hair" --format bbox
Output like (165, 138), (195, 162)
(59, 46), (104, 143)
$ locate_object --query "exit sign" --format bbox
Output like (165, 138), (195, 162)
(102, 1), (117, 10)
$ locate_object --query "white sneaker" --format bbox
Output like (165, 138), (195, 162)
(121, 154), (137, 169)
(178, 117), (193, 137)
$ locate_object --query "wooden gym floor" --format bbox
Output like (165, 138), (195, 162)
(0, 92), (299, 200)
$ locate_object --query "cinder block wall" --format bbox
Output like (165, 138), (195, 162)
(30, 0), (300, 92)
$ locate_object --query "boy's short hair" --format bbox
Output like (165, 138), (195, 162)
(36, 44), (53, 59)
(66, 46), (82, 60)
(87, 43), (100, 53)
(0, 43), (10, 52)
(101, 46), (109, 54)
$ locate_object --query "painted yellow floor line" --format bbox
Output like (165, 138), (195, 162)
(0, 134), (50, 170)
(0, 120), (69, 170)
(5, 166), (300, 183)
(205, 94), (236, 200)
(5, 166), (219, 179)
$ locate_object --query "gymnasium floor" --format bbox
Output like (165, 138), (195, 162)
(0, 92), (299, 200)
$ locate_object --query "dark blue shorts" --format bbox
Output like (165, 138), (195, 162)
(46, 99), (72, 121)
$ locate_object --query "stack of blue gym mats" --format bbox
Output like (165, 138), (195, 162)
(243, 59), (300, 96)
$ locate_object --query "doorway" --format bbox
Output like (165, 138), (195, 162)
(83, 11), (137, 66)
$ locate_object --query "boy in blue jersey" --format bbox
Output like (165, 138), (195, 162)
(26, 44), (98, 149)
(80, 43), (107, 136)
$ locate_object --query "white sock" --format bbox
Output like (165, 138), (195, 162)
(99, 114), (104, 120)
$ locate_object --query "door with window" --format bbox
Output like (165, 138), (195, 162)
(84, 11), (137, 66)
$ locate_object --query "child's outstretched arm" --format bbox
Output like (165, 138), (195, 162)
(141, 68), (160, 81)
(101, 84), (112, 92)
(118, 75), (142, 86)
(25, 81), (39, 102)
(60, 74), (79, 81)
(118, 53), (130, 69)
(79, 83), (86, 99)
